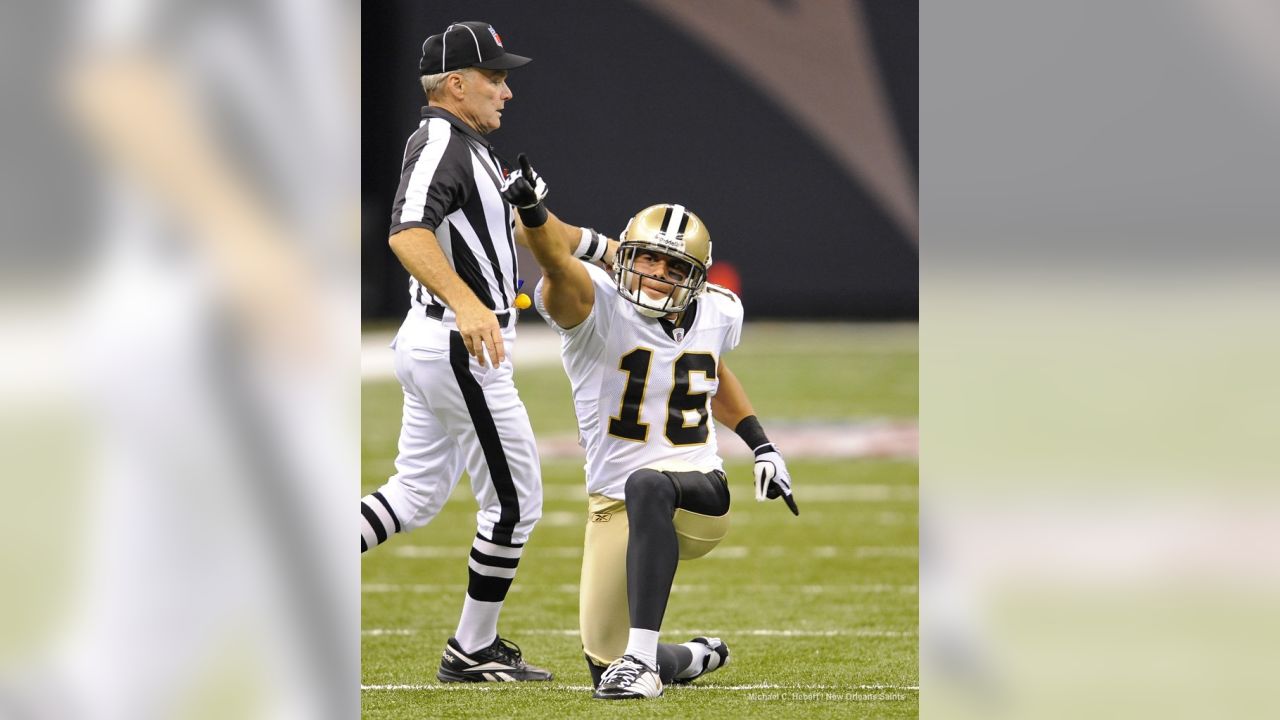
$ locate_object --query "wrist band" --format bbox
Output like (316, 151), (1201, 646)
(517, 204), (548, 228)
(573, 227), (607, 263)
(734, 415), (772, 454)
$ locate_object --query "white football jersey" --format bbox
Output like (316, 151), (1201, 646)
(535, 262), (744, 499)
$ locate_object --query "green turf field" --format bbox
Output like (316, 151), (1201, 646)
(361, 323), (918, 718)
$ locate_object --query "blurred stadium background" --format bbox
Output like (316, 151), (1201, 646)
(361, 0), (918, 322)
(361, 1), (918, 717)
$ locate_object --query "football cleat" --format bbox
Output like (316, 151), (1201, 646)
(436, 636), (553, 682)
(592, 655), (663, 700)
(672, 637), (731, 684)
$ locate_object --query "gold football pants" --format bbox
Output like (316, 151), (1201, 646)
(579, 492), (730, 665)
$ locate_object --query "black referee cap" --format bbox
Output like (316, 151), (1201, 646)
(419, 21), (531, 75)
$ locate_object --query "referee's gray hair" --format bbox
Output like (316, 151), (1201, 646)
(421, 68), (476, 99)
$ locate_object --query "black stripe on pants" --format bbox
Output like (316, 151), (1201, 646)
(448, 332), (521, 545)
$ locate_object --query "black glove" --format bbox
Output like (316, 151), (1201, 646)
(499, 153), (549, 227)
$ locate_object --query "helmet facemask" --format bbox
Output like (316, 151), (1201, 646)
(614, 244), (707, 318)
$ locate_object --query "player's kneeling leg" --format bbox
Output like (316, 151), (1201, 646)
(580, 494), (631, 683)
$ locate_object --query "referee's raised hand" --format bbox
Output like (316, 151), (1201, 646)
(454, 299), (504, 368)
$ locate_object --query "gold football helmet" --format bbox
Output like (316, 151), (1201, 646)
(614, 204), (712, 318)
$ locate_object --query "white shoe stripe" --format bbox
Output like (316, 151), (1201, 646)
(444, 647), (478, 667)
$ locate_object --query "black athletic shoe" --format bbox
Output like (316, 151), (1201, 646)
(671, 637), (731, 685)
(592, 655), (663, 699)
(436, 636), (553, 682)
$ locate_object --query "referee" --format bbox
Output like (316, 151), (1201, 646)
(357, 20), (564, 683)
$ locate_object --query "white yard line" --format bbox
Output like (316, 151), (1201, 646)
(387, 544), (917, 560)
(484, 483), (917, 503)
(360, 684), (585, 691)
(363, 628), (915, 638)
(361, 682), (919, 692)
(363, 583), (917, 595)
(673, 682), (919, 691)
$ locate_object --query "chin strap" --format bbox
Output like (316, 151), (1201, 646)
(626, 291), (670, 318)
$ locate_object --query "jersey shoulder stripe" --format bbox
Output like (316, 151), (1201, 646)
(700, 283), (744, 325)
(704, 283), (740, 304)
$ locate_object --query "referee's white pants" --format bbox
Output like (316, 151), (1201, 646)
(375, 319), (541, 546)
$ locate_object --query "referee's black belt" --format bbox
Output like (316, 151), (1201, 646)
(424, 302), (514, 329)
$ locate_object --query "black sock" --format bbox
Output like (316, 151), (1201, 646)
(586, 656), (607, 688)
(656, 643), (695, 684)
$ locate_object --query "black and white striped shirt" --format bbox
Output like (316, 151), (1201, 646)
(390, 107), (517, 316)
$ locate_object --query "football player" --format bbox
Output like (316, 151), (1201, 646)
(501, 156), (799, 699)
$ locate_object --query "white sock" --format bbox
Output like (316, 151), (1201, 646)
(454, 597), (501, 653)
(623, 628), (660, 670)
(675, 641), (712, 679)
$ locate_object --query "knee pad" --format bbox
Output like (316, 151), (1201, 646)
(624, 468), (673, 502)
(674, 508), (730, 559)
